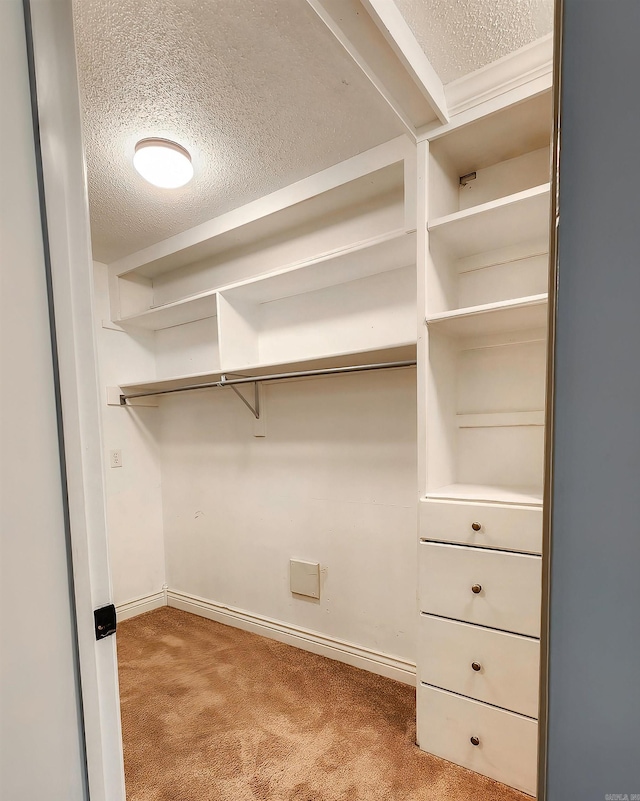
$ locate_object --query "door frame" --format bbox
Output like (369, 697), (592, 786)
(24, 1), (563, 799)
(24, 2), (126, 800)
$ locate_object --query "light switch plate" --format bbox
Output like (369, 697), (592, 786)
(290, 559), (320, 599)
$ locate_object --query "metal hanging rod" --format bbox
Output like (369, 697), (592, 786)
(119, 359), (416, 408)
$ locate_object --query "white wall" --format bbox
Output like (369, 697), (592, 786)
(160, 367), (418, 663)
(94, 263), (419, 666)
(93, 263), (166, 606)
(0, 2), (87, 797)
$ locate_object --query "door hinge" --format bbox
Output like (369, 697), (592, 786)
(94, 604), (117, 640)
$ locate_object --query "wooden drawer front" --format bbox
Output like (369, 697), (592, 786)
(418, 615), (540, 718)
(419, 542), (542, 637)
(420, 499), (542, 554)
(417, 684), (538, 796)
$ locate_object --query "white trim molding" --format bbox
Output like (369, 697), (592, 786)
(26, 2), (127, 800)
(305, 0), (415, 135)
(361, 0), (448, 123)
(167, 589), (417, 686)
(116, 590), (167, 622)
(445, 34), (553, 118)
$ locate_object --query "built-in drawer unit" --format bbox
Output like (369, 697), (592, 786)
(418, 614), (540, 718)
(417, 684), (538, 796)
(418, 542), (542, 637)
(419, 498), (542, 554)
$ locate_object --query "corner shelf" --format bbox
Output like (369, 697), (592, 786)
(426, 294), (548, 338)
(428, 184), (551, 259)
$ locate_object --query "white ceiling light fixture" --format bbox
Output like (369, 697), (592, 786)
(133, 138), (194, 188)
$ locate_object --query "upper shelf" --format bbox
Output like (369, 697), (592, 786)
(428, 184), (551, 259)
(428, 90), (553, 175)
(426, 294), (548, 338)
(110, 141), (410, 279)
(116, 230), (416, 331)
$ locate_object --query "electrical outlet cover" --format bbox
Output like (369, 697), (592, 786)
(290, 559), (320, 599)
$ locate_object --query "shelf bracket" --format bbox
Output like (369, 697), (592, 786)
(221, 374), (260, 419)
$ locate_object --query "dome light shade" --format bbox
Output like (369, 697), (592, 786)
(133, 138), (194, 188)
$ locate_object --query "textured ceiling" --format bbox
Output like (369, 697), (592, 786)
(75, 0), (555, 264)
(394, 0), (554, 83)
(73, 0), (405, 264)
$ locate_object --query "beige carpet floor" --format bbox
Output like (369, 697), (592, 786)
(117, 607), (529, 801)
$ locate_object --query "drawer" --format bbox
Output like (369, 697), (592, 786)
(418, 614), (540, 718)
(420, 498), (542, 554)
(417, 684), (538, 796)
(419, 542), (542, 637)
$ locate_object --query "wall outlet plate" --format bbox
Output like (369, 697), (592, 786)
(290, 559), (320, 599)
(109, 449), (122, 468)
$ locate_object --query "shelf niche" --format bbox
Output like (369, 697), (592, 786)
(427, 186), (551, 316)
(218, 264), (416, 372)
(425, 327), (547, 507)
(428, 91), (553, 221)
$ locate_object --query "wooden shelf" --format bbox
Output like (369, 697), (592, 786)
(426, 483), (543, 507)
(114, 230), (415, 331)
(119, 370), (223, 396)
(117, 292), (217, 331)
(221, 344), (416, 378)
(428, 91), (552, 175)
(456, 411), (545, 428)
(426, 294), (548, 337)
(428, 184), (551, 259)
(220, 230), (416, 305)
(118, 343), (417, 397)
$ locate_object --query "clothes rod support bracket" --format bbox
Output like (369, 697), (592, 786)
(222, 375), (260, 420)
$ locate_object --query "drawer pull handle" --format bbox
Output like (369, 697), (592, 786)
(471, 583), (482, 594)
(470, 736), (480, 746)
(471, 661), (482, 672)
(471, 521), (482, 531)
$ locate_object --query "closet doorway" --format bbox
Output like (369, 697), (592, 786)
(44, 1), (557, 799)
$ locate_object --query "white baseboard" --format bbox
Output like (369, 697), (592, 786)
(167, 589), (416, 686)
(116, 588), (167, 622)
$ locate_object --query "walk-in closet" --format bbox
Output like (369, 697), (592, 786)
(72, 1), (556, 798)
